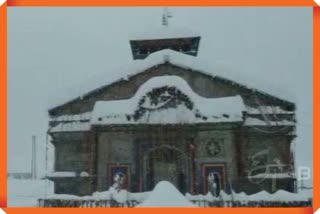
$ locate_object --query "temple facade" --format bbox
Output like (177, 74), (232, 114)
(47, 24), (297, 196)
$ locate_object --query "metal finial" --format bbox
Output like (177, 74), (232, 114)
(162, 7), (173, 27)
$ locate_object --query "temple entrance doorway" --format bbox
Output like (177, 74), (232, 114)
(145, 146), (188, 193)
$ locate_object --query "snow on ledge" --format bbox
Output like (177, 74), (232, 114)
(80, 172), (89, 177)
(48, 172), (76, 178)
(50, 112), (91, 122)
(246, 106), (294, 115)
(48, 171), (90, 178)
(49, 121), (91, 133)
(244, 117), (295, 126)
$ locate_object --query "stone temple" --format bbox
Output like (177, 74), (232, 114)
(47, 19), (297, 196)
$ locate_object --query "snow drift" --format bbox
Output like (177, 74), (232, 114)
(136, 181), (197, 208)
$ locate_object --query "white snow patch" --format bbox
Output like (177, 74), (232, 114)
(49, 122), (90, 133)
(45, 194), (83, 200)
(244, 117), (295, 126)
(136, 181), (197, 207)
(128, 192), (151, 202)
(91, 190), (150, 203)
(186, 189), (311, 202)
(240, 190), (310, 202)
(80, 172), (89, 177)
(111, 189), (128, 203)
(8, 179), (54, 207)
(91, 191), (112, 200)
(185, 192), (218, 202)
(51, 112), (91, 122)
(47, 171), (76, 178)
(91, 75), (245, 125)
(46, 189), (150, 204)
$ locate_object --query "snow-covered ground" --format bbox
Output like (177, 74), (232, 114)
(186, 189), (312, 202)
(8, 178), (54, 207)
(8, 178), (312, 207)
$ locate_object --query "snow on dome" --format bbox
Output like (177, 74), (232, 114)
(129, 25), (200, 41)
(91, 75), (245, 125)
(136, 181), (197, 207)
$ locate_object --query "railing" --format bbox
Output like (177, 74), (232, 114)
(190, 199), (312, 207)
(38, 199), (139, 207)
(38, 198), (312, 208)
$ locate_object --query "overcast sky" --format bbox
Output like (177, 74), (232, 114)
(7, 7), (312, 186)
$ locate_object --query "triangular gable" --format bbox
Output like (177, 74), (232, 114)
(49, 50), (295, 116)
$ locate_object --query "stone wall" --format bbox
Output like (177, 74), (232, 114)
(51, 125), (295, 195)
(53, 177), (91, 196)
(194, 130), (237, 194)
(93, 126), (242, 194)
(96, 131), (135, 191)
(53, 134), (89, 172)
(51, 133), (92, 195)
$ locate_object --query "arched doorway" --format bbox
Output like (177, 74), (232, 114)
(144, 146), (188, 193)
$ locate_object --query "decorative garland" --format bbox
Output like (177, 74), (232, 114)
(126, 86), (207, 122)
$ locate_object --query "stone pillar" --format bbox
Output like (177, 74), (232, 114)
(234, 126), (248, 191)
(87, 130), (98, 193)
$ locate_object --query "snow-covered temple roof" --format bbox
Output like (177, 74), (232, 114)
(48, 73), (295, 131)
(91, 76), (245, 125)
(49, 49), (294, 114)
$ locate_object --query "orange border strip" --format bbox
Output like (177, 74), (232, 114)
(313, 6), (320, 213)
(5, 0), (319, 6)
(0, 207), (315, 214)
(1, 2), (319, 214)
(0, 1), (7, 209)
